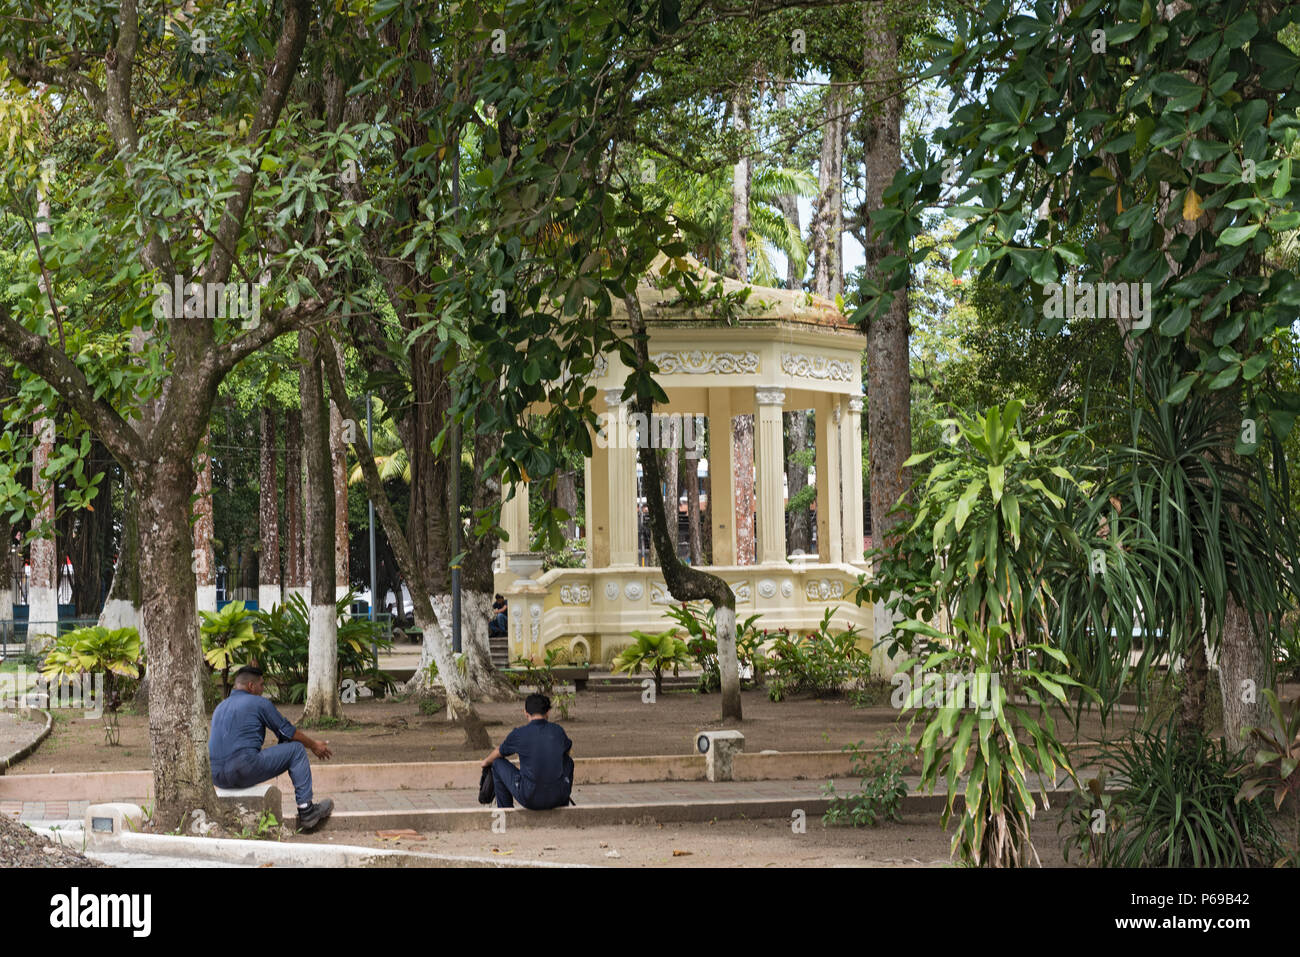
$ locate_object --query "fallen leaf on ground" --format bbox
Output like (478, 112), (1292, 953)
(491, 848), (514, 855)
(376, 829), (422, 840)
(672, 850), (692, 857)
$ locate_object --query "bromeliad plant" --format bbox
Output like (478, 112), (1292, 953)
(611, 627), (691, 695)
(860, 401), (1102, 867)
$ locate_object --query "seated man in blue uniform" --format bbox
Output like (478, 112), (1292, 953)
(208, 665), (335, 831)
(480, 693), (574, 810)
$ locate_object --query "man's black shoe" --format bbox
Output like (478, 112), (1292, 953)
(297, 799), (334, 831)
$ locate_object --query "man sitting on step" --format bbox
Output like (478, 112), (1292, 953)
(208, 665), (335, 831)
(480, 693), (574, 810)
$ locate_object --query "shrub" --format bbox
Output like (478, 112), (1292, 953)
(1233, 689), (1300, 866)
(254, 592), (393, 703)
(822, 738), (910, 828)
(200, 601), (263, 697)
(509, 648), (559, 695)
(663, 604), (763, 693)
(765, 609), (869, 701)
(1063, 719), (1282, 867)
(611, 628), (690, 695)
(39, 625), (141, 715)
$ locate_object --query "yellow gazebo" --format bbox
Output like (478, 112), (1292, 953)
(495, 266), (881, 671)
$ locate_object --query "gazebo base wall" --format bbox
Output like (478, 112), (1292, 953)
(495, 562), (895, 678)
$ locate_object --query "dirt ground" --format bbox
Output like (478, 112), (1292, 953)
(293, 808), (1076, 867)
(6, 686), (1146, 774)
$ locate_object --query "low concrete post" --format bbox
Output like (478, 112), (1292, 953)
(84, 803), (145, 847)
(695, 730), (744, 782)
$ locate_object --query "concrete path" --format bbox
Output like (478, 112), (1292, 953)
(4, 778), (834, 824)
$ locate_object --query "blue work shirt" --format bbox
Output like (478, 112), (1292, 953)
(499, 718), (572, 802)
(209, 689), (297, 769)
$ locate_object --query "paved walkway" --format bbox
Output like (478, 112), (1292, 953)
(4, 778), (835, 824)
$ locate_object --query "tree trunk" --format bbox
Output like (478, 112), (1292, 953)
(625, 293), (741, 720)
(729, 95), (751, 281)
(862, 5), (912, 547)
(136, 460), (219, 830)
(812, 86), (844, 299)
(193, 429), (217, 613)
(329, 350), (350, 599)
(1218, 595), (1271, 750)
(300, 333), (340, 722)
(258, 406), (282, 611)
(319, 335), (491, 747)
(685, 450), (703, 565)
(733, 415), (755, 564)
(774, 82), (804, 292)
(1179, 634), (1211, 745)
(660, 418), (679, 562)
(68, 441), (112, 616)
(29, 415), (57, 645)
(284, 408), (305, 599)
(462, 417), (517, 699)
(786, 411), (812, 553)
(556, 469), (578, 539)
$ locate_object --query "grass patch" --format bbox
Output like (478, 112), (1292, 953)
(296, 715), (359, 731)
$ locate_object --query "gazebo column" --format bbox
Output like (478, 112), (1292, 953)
(606, 389), (638, 565)
(816, 392), (843, 564)
(501, 480), (530, 554)
(583, 450), (607, 567)
(707, 389), (736, 565)
(841, 396), (865, 562)
(755, 387), (787, 565)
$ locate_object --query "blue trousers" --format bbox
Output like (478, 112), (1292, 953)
(491, 758), (571, 810)
(213, 743), (313, 806)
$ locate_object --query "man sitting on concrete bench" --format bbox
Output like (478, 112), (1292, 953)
(480, 693), (574, 810)
(209, 666), (335, 831)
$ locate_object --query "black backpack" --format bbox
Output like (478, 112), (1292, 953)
(478, 765), (495, 805)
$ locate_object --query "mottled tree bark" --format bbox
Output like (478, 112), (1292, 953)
(258, 406), (281, 610)
(300, 332), (340, 722)
(329, 349), (350, 597)
(812, 86), (844, 299)
(729, 95), (750, 280)
(28, 415), (57, 644)
(660, 418), (679, 563)
(137, 452), (218, 829)
(733, 415), (755, 564)
(192, 429), (216, 613)
(685, 449), (703, 565)
(284, 409), (305, 595)
(785, 411), (812, 554)
(862, 5), (912, 546)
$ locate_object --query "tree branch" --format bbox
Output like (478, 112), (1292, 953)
(0, 308), (145, 466)
(202, 0), (313, 288)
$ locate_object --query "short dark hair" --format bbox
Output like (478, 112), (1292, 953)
(233, 665), (263, 686)
(494, 594), (505, 601)
(524, 693), (550, 716)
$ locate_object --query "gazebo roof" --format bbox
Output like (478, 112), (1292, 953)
(610, 256), (856, 332)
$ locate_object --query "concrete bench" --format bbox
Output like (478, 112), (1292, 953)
(214, 783), (281, 817)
